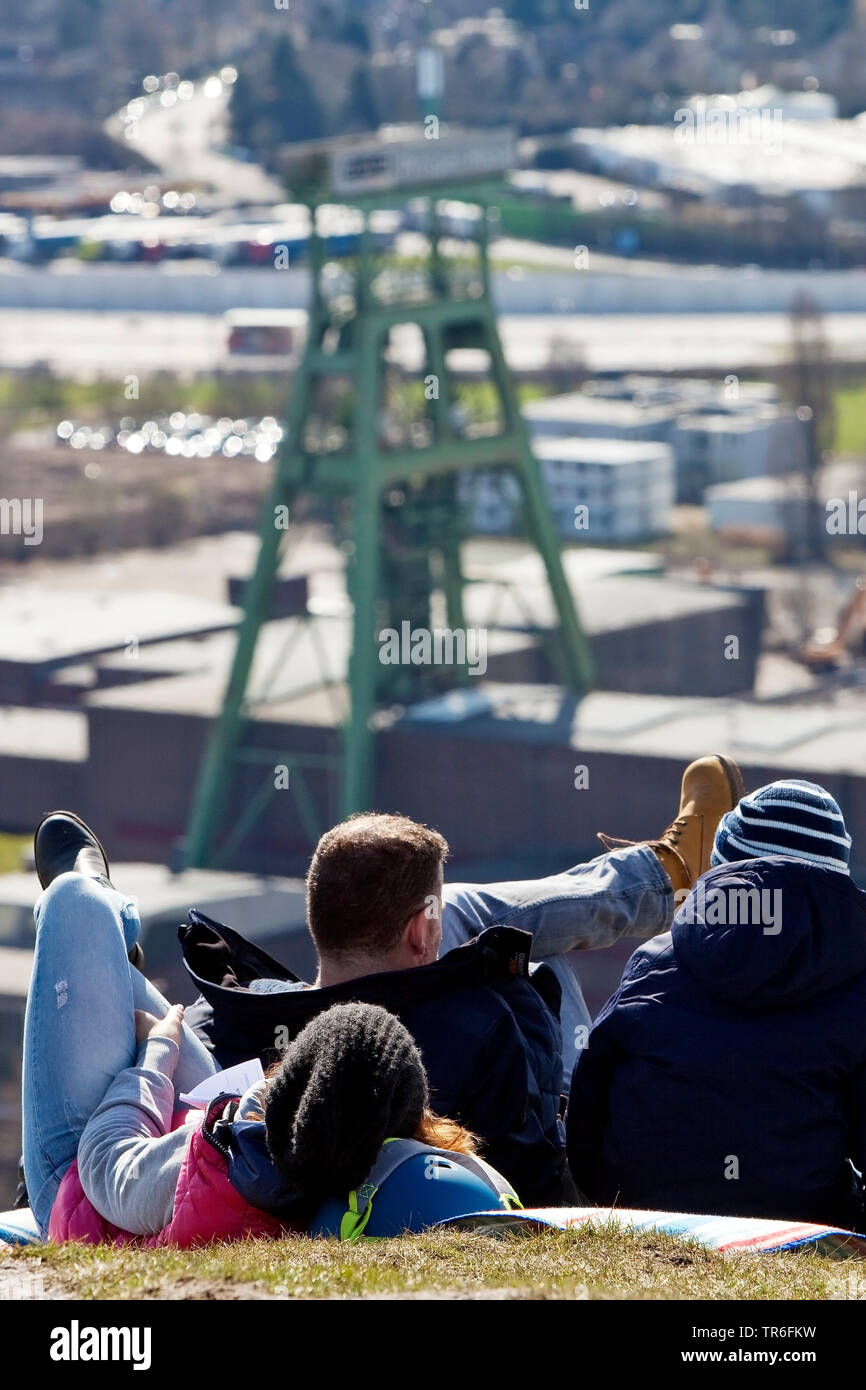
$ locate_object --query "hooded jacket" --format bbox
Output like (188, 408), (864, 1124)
(566, 857), (866, 1228)
(180, 914), (568, 1206)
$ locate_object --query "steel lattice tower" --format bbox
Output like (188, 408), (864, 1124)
(184, 129), (595, 868)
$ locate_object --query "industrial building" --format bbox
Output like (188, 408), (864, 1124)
(523, 392), (677, 442)
(520, 380), (805, 506)
(672, 405), (805, 502)
(0, 535), (765, 874)
(706, 476), (816, 549)
(461, 438), (676, 540)
(706, 456), (866, 553)
(570, 87), (866, 214)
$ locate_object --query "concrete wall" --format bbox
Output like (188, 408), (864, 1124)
(0, 583), (761, 852)
(590, 588), (763, 696)
(0, 753), (82, 833)
(83, 700), (341, 874)
(79, 590), (762, 875)
(4, 263), (866, 315)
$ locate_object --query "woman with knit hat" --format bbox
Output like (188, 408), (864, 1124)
(567, 778), (866, 1230)
(260, 1002), (519, 1239)
(32, 896), (517, 1246)
(21, 812), (519, 1245)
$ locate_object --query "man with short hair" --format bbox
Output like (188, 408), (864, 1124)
(305, 814), (448, 985)
(177, 756), (741, 1205)
(566, 779), (866, 1228)
(181, 810), (571, 1204)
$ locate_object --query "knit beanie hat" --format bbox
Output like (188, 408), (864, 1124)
(264, 1001), (429, 1198)
(711, 779), (852, 875)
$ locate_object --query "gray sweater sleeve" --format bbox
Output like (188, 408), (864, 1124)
(76, 1036), (192, 1236)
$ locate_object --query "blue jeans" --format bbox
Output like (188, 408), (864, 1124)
(22, 873), (216, 1237)
(443, 844), (672, 1089)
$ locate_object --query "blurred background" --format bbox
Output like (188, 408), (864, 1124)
(1, 0), (865, 1204)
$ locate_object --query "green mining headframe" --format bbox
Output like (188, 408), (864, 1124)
(184, 125), (595, 869)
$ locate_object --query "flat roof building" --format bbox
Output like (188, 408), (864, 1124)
(571, 100), (866, 211)
(674, 408), (807, 502)
(461, 437), (676, 542)
(523, 392), (677, 441)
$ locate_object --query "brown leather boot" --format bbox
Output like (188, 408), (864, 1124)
(598, 755), (745, 902)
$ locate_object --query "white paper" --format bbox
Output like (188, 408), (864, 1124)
(180, 1057), (265, 1108)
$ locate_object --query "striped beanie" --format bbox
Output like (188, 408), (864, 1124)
(711, 779), (852, 875)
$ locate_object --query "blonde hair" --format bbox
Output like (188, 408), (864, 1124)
(415, 1110), (478, 1155)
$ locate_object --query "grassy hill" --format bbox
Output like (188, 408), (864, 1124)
(3, 1225), (861, 1300)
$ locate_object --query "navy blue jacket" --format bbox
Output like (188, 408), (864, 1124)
(566, 858), (866, 1228)
(180, 913), (568, 1207)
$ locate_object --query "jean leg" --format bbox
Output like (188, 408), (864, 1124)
(23, 874), (139, 1234)
(443, 844), (672, 1094)
(22, 873), (214, 1236)
(110, 874), (216, 1091)
(442, 843), (672, 957)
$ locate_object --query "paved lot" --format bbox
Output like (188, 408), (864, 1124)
(3, 306), (866, 375)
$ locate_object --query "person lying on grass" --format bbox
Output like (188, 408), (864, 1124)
(19, 753), (743, 1216)
(22, 856), (517, 1245)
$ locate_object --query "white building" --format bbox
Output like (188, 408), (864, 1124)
(705, 476), (815, 549)
(522, 381), (803, 504)
(707, 458), (866, 550)
(672, 406), (806, 502)
(682, 85), (839, 125)
(523, 392), (676, 442)
(571, 93), (866, 212)
(461, 437), (675, 542)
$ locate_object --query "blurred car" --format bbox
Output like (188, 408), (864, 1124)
(225, 308), (307, 358)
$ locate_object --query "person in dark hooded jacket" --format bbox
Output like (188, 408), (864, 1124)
(566, 779), (866, 1230)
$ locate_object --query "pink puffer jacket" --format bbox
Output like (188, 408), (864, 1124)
(48, 1099), (300, 1247)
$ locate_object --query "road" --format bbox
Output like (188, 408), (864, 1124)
(107, 76), (284, 206)
(3, 307), (866, 376)
(16, 80), (866, 377)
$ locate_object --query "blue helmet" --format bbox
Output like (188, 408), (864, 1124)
(310, 1139), (521, 1240)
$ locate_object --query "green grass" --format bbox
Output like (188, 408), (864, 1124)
(834, 384), (866, 454)
(0, 834), (28, 875)
(0, 370), (550, 436)
(0, 372), (287, 430)
(4, 1226), (861, 1301)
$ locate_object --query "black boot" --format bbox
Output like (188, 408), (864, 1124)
(34, 810), (111, 889)
(33, 811), (143, 967)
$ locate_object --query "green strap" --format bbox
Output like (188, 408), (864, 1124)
(339, 1183), (377, 1243)
(337, 1138), (400, 1242)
